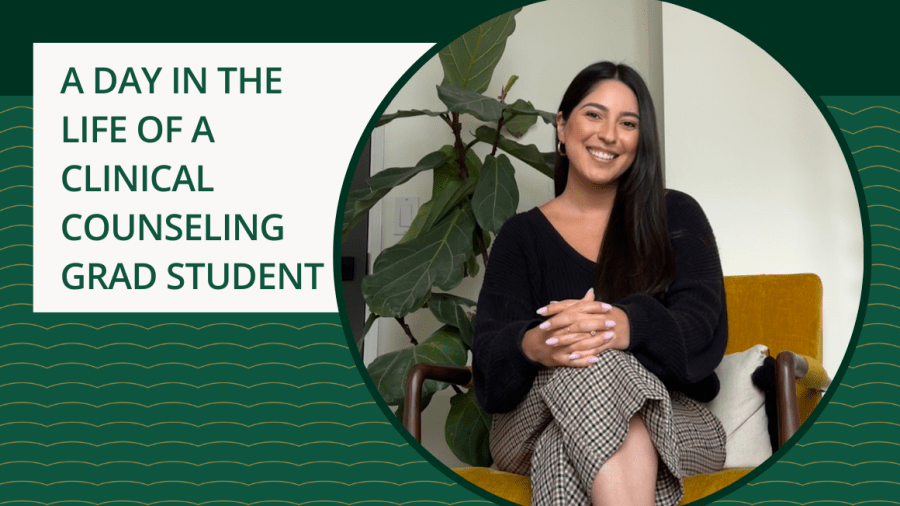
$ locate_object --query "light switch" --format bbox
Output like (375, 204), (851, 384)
(395, 197), (418, 236)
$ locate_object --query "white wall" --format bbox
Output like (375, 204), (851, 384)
(661, 4), (863, 378)
(370, 0), (664, 467)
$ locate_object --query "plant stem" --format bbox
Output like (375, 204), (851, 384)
(491, 117), (505, 157)
(450, 112), (469, 179)
(395, 317), (418, 345)
(451, 385), (463, 395)
(474, 225), (489, 267)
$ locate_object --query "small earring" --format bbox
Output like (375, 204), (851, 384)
(557, 142), (566, 157)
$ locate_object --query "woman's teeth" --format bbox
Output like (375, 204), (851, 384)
(588, 148), (616, 160)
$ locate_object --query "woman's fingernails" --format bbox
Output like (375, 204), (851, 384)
(569, 353), (580, 360)
(536, 307), (547, 315)
(606, 320), (616, 328)
(587, 356), (599, 364)
(587, 288), (594, 294)
(603, 331), (614, 341)
(539, 322), (551, 330)
(545, 338), (558, 345)
(601, 303), (612, 310)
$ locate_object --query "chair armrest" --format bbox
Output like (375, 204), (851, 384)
(403, 364), (473, 443)
(775, 351), (811, 448)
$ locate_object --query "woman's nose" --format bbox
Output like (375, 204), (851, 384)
(596, 120), (617, 144)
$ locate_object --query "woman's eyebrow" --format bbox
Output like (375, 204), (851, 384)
(580, 102), (640, 119)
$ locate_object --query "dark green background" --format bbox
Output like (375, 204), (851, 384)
(2, 1), (898, 505)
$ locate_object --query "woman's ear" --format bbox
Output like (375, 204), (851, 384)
(556, 111), (566, 144)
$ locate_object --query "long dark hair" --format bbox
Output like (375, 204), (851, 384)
(555, 62), (674, 302)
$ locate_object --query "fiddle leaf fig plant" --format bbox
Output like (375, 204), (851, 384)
(342, 8), (556, 467)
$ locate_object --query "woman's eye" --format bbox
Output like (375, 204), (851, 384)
(622, 121), (638, 129)
(586, 111), (601, 119)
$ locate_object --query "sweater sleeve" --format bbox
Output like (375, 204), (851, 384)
(472, 215), (544, 414)
(618, 191), (728, 401)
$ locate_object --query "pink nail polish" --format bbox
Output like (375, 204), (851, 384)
(545, 338), (558, 345)
(606, 320), (615, 327)
(601, 303), (612, 310)
(536, 307), (547, 315)
(588, 356), (599, 364)
(569, 353), (580, 360)
(603, 332), (614, 341)
(539, 321), (551, 330)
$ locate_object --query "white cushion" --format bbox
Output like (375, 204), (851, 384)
(704, 344), (773, 468)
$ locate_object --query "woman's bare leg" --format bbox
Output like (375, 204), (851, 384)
(591, 414), (658, 506)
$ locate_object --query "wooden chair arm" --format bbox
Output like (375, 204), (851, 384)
(775, 351), (810, 448)
(403, 364), (473, 443)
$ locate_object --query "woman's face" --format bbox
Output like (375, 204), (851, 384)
(557, 79), (640, 189)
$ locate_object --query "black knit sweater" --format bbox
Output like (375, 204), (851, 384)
(472, 190), (728, 414)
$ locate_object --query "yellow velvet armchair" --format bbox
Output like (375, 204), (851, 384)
(402, 274), (831, 505)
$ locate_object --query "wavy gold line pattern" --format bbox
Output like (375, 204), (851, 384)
(0, 303), (32, 311)
(867, 303), (900, 311)
(0, 441), (408, 448)
(0, 126), (32, 135)
(828, 105), (900, 115)
(0, 362), (354, 370)
(874, 244), (900, 252)
(0, 341), (347, 350)
(841, 126), (900, 135)
(857, 146), (900, 156)
(873, 263), (900, 272)
(0, 480), (455, 487)
(0, 421), (386, 429)
(0, 460), (426, 468)
(872, 224), (900, 233)
(0, 204), (32, 213)
(0, 284), (31, 291)
(0, 401), (375, 409)
(0, 264), (32, 272)
(872, 283), (900, 291)
(842, 382), (900, 389)
(749, 480), (900, 486)
(797, 441), (900, 447)
(0, 146), (32, 155)
(0, 106), (33, 115)
(0, 224), (32, 233)
(0, 244), (31, 252)
(847, 364), (900, 371)
(856, 342), (900, 349)
(865, 184), (900, 193)
(0, 502), (495, 506)
(0, 381), (365, 390)
(777, 461), (900, 467)
(716, 502), (900, 506)
(0, 165), (32, 175)
(815, 421), (900, 428)
(860, 165), (900, 174)
(0, 322), (342, 331)
(863, 323), (900, 330)
(827, 401), (900, 407)
(870, 205), (900, 215)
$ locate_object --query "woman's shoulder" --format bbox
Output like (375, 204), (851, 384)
(495, 207), (547, 240)
(665, 189), (711, 223)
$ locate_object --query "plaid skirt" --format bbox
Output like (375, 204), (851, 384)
(490, 350), (726, 506)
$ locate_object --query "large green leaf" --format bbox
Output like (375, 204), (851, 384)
(505, 99), (556, 125)
(503, 99), (539, 138)
(446, 390), (493, 467)
(398, 200), (434, 245)
(474, 126), (553, 178)
(378, 109), (445, 128)
(472, 154), (519, 234)
(363, 207), (475, 317)
(437, 85), (503, 122)
(342, 150), (449, 243)
(367, 325), (468, 405)
(427, 293), (476, 348)
(438, 8), (521, 94)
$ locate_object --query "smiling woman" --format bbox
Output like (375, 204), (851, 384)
(473, 62), (727, 506)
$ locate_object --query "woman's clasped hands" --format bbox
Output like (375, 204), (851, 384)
(521, 288), (631, 368)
